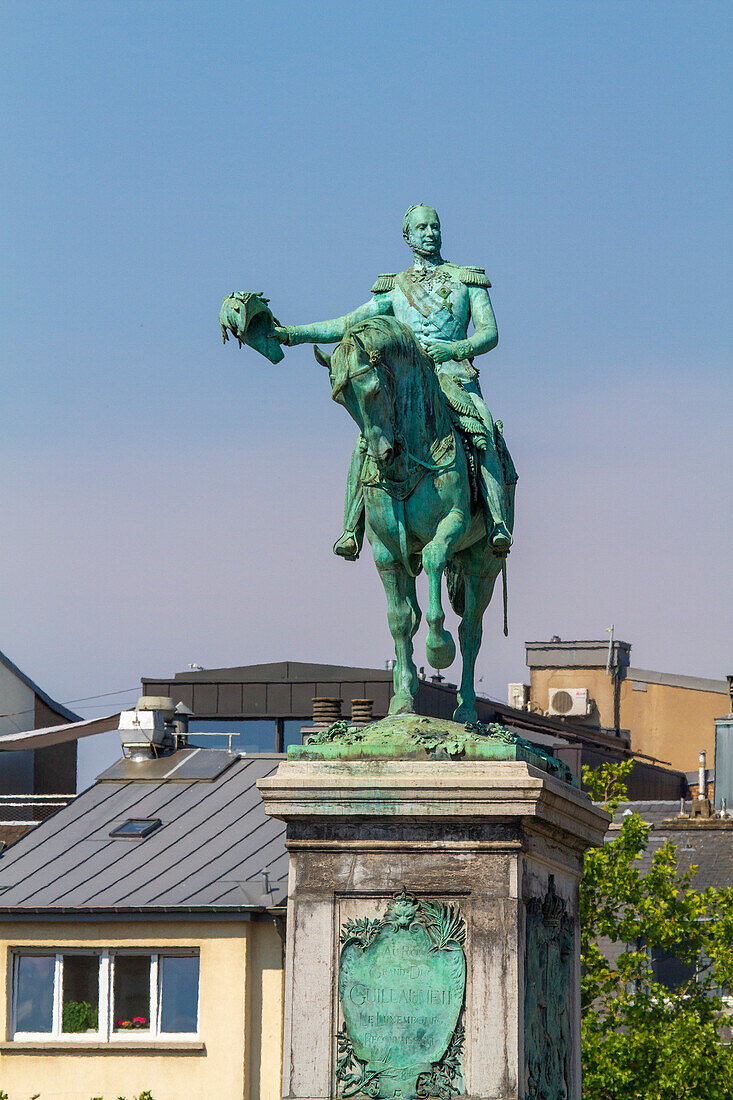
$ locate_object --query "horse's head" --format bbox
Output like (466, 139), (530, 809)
(316, 325), (398, 468)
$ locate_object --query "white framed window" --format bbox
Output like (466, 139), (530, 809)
(11, 949), (199, 1042)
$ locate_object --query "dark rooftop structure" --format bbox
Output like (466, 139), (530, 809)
(142, 660), (687, 801)
(0, 748), (287, 916)
(0, 648), (81, 842)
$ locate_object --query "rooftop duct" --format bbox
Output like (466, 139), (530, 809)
(118, 699), (174, 760)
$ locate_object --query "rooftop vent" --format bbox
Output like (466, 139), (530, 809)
(118, 698), (175, 759)
(135, 695), (176, 722)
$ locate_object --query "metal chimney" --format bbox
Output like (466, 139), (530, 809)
(698, 750), (707, 800)
(713, 679), (733, 812)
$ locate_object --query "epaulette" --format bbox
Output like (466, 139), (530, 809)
(459, 266), (491, 288)
(371, 273), (396, 294)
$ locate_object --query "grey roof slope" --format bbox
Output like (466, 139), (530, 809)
(0, 752), (287, 914)
(626, 668), (728, 695)
(608, 801), (733, 893)
(610, 801), (687, 827)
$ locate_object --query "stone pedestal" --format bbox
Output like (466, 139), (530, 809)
(259, 742), (609, 1100)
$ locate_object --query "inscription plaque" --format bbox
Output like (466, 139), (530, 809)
(337, 889), (466, 1100)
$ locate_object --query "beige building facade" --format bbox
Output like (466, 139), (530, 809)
(526, 639), (729, 774)
(0, 747), (289, 1100)
(0, 919), (283, 1100)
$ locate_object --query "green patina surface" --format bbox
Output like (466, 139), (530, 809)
(220, 206), (518, 727)
(337, 889), (466, 1100)
(289, 715), (577, 786)
(524, 876), (574, 1100)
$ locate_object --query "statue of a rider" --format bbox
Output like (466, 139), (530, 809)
(270, 205), (513, 560)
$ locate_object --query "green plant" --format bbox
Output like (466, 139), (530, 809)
(581, 761), (733, 1099)
(62, 999), (98, 1033)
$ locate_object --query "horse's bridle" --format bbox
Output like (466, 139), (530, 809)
(347, 344), (454, 477)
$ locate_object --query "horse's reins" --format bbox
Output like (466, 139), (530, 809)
(348, 352), (454, 477)
(345, 341), (511, 630)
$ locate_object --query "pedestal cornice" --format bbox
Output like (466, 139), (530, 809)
(257, 758), (609, 852)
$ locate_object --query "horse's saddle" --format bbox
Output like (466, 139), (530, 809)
(437, 373), (517, 485)
(437, 373), (487, 453)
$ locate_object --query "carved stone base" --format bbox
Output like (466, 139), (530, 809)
(258, 755), (608, 1100)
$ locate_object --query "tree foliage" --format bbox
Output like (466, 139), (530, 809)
(581, 761), (733, 1099)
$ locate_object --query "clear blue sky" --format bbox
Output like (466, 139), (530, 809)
(1, 1), (731, 786)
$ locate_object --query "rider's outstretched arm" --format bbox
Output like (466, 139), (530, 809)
(453, 287), (499, 360)
(279, 295), (392, 346)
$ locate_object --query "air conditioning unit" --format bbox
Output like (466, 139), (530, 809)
(507, 683), (530, 710)
(548, 687), (590, 717)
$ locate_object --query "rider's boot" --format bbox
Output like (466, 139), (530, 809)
(458, 381), (513, 554)
(489, 521), (512, 554)
(333, 506), (365, 561)
(333, 527), (362, 561)
(334, 443), (366, 561)
(479, 455), (513, 554)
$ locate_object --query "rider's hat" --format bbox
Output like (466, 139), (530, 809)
(219, 291), (284, 364)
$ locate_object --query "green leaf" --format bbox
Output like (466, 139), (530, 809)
(581, 761), (733, 1099)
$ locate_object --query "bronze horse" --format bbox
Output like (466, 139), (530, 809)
(316, 315), (516, 722)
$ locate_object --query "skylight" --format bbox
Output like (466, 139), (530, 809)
(109, 818), (162, 839)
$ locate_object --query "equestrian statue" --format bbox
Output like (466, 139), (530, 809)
(219, 205), (517, 723)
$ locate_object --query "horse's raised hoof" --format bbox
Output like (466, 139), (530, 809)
(426, 631), (456, 671)
(453, 704), (477, 725)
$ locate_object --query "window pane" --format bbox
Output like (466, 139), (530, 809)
(15, 955), (54, 1033)
(159, 955), (199, 1033)
(62, 955), (99, 1033)
(113, 955), (151, 1031)
(651, 946), (696, 991)
(188, 719), (276, 753)
(284, 720), (305, 750)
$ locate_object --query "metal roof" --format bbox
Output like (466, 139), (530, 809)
(0, 751), (287, 915)
(626, 667), (728, 695)
(157, 661), (396, 684)
(607, 800), (733, 892)
(610, 800), (687, 827)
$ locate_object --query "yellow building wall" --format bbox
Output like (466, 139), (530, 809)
(529, 668), (727, 773)
(529, 668), (616, 728)
(617, 680), (724, 773)
(0, 918), (284, 1100)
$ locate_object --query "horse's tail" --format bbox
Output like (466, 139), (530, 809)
(445, 559), (465, 618)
